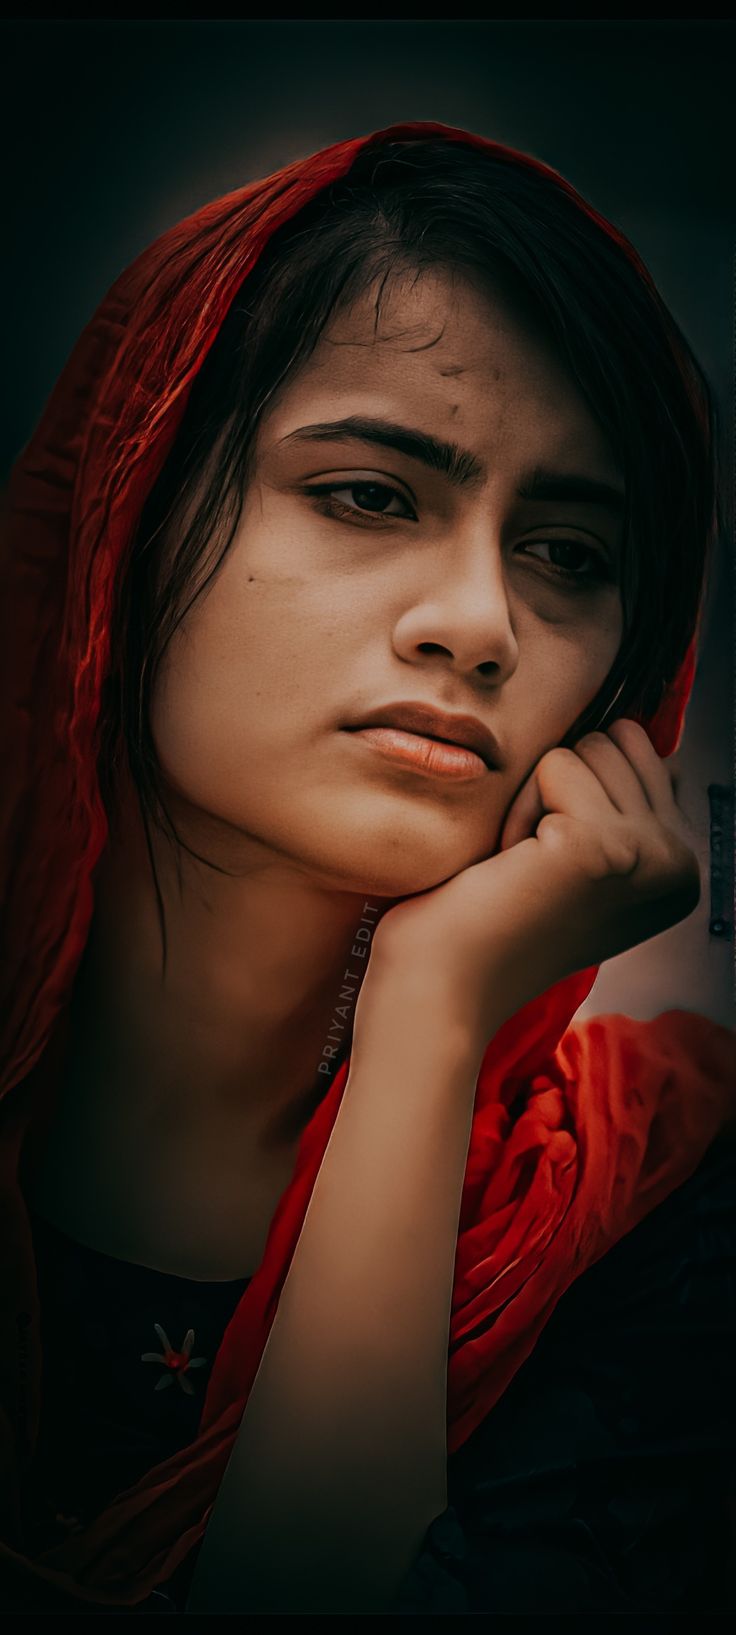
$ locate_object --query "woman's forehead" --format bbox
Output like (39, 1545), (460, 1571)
(254, 272), (622, 495)
(315, 265), (553, 366)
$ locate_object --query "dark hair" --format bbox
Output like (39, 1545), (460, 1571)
(98, 135), (721, 971)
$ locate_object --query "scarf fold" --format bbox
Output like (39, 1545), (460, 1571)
(0, 118), (733, 1608)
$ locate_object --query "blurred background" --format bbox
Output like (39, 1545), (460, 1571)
(5, 19), (734, 1027)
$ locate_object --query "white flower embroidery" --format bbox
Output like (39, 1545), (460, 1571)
(141, 1323), (207, 1395)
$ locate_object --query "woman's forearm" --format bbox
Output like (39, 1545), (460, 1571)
(185, 962), (493, 1613)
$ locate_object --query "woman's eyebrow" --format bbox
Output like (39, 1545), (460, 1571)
(280, 415), (485, 489)
(279, 415), (625, 516)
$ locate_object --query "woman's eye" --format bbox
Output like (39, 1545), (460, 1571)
(305, 481), (416, 523)
(520, 538), (611, 583)
(305, 484), (611, 586)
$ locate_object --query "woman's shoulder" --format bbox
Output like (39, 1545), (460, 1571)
(391, 1128), (736, 1615)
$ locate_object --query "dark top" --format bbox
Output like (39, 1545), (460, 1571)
(19, 1127), (736, 1615)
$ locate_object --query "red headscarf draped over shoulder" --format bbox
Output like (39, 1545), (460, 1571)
(0, 119), (733, 1608)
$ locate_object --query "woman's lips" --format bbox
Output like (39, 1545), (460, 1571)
(346, 725), (490, 781)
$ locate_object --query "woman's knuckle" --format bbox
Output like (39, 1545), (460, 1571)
(536, 810), (567, 846)
(653, 829), (700, 903)
(574, 731), (609, 753)
(604, 823), (640, 876)
(540, 746), (577, 778)
(609, 716), (647, 743)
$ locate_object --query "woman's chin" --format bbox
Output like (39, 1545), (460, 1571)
(324, 837), (502, 901)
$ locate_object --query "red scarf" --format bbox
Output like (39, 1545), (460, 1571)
(1, 119), (734, 1608)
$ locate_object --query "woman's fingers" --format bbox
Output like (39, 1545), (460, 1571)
(572, 729), (652, 815)
(500, 744), (614, 852)
(499, 771), (543, 851)
(605, 718), (681, 818)
(499, 718), (680, 854)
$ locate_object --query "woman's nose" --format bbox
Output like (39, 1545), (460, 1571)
(392, 536), (520, 682)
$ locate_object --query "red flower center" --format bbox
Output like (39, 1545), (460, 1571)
(165, 1351), (188, 1372)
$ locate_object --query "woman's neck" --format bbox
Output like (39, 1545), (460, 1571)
(80, 782), (391, 1154)
(21, 782), (393, 1278)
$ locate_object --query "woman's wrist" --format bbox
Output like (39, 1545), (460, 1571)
(358, 931), (510, 1076)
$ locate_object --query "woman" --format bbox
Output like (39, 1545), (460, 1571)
(0, 119), (734, 1614)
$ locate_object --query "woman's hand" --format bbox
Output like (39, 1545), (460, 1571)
(367, 720), (701, 1042)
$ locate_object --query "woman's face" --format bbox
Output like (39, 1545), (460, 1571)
(151, 269), (624, 896)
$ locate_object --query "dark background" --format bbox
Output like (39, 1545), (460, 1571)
(5, 19), (735, 1023)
